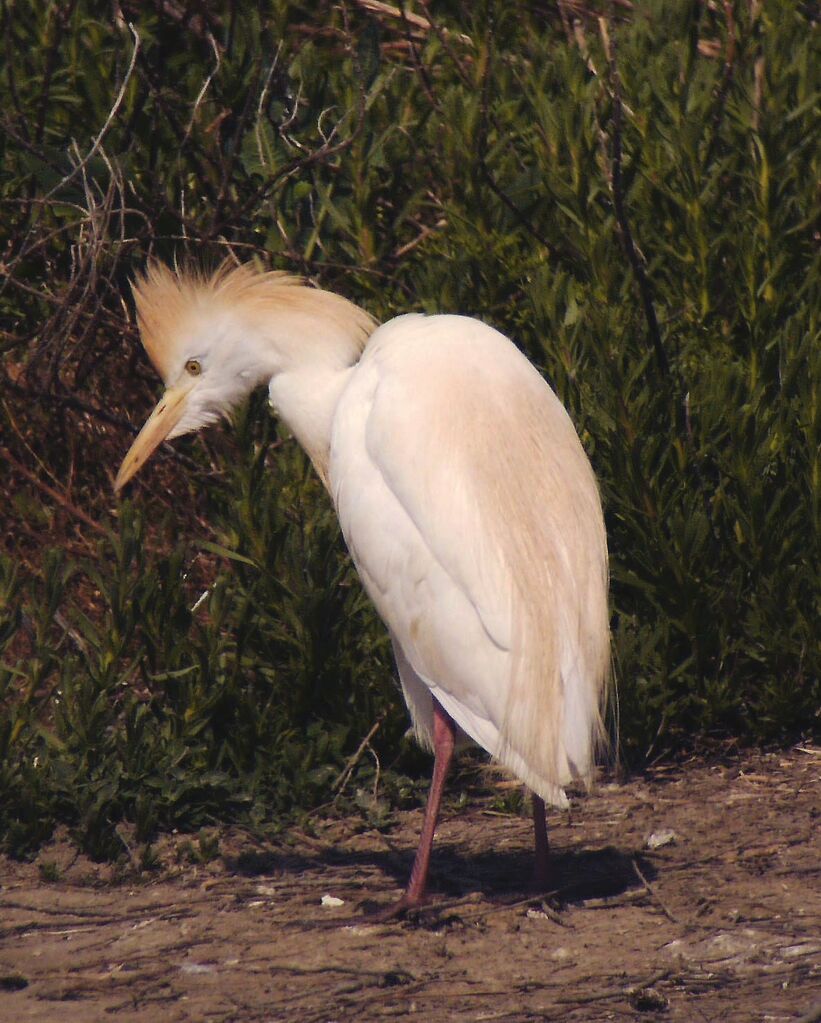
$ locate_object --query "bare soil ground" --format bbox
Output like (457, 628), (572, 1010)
(1, 748), (819, 1023)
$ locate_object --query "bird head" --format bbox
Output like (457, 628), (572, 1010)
(114, 261), (375, 491)
(114, 264), (269, 491)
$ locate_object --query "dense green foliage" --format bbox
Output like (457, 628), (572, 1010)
(1, 1), (818, 858)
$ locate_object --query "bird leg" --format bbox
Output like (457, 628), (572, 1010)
(532, 792), (550, 890)
(375, 698), (457, 919)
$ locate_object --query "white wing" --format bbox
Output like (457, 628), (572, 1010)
(329, 314), (608, 806)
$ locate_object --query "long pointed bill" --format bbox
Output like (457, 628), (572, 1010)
(114, 384), (193, 491)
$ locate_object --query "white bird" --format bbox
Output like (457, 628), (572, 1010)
(115, 261), (610, 916)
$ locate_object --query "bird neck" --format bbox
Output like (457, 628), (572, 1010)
(267, 361), (356, 487)
(242, 281), (375, 485)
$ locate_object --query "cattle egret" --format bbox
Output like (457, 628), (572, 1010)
(115, 262), (610, 916)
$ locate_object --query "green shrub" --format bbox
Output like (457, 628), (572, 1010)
(1, 1), (817, 855)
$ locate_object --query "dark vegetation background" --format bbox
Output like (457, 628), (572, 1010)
(0, 0), (818, 861)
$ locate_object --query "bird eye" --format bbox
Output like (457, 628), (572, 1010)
(185, 359), (202, 376)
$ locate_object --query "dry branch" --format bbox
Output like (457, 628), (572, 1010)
(1, 444), (106, 535)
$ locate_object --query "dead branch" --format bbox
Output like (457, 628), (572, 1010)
(332, 713), (386, 795)
(631, 857), (680, 925)
(42, 23), (140, 204)
(0, 444), (106, 535)
(355, 0), (473, 47)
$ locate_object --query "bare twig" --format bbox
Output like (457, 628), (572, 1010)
(355, 0), (473, 47)
(0, 444), (106, 535)
(397, 4), (438, 107)
(2, 398), (63, 490)
(565, 10), (635, 115)
(556, 0), (575, 44)
(631, 857), (680, 925)
(42, 23), (140, 204)
(417, 0), (473, 83)
(393, 218), (446, 258)
(255, 42), (284, 167)
(332, 713), (386, 795)
(0, 22), (141, 321)
(223, 34), (368, 237)
(182, 31), (222, 147)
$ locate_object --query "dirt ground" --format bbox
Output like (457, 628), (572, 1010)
(0, 747), (818, 1023)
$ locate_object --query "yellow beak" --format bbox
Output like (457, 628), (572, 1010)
(114, 384), (192, 491)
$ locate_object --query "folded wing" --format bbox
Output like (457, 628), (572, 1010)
(330, 314), (609, 806)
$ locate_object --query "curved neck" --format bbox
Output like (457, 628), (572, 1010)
(268, 361), (356, 487)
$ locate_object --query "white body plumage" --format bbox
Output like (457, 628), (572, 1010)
(328, 313), (608, 807)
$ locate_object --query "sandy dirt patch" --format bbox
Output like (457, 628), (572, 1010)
(1, 748), (819, 1022)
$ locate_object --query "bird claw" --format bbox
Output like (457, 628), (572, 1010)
(356, 891), (432, 925)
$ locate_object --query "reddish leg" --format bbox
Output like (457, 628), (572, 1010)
(532, 792), (550, 889)
(376, 698), (457, 919)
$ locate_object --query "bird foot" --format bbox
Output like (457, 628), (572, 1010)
(328, 891), (432, 928)
(362, 890), (431, 924)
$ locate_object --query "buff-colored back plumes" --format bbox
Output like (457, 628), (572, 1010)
(488, 389), (609, 792)
(415, 368), (609, 797)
